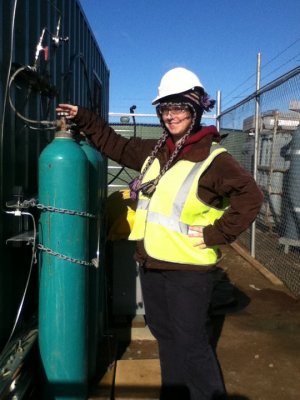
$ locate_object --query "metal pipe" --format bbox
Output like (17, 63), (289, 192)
(109, 112), (217, 120)
(216, 90), (221, 131)
(250, 52), (261, 257)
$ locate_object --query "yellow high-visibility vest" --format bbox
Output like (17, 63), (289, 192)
(129, 144), (228, 266)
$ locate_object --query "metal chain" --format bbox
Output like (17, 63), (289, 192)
(7, 199), (95, 266)
(21, 199), (96, 218)
(36, 203), (96, 218)
(37, 244), (93, 267)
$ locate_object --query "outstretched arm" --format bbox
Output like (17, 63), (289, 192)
(55, 103), (157, 172)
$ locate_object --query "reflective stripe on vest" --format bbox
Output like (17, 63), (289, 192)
(146, 161), (204, 235)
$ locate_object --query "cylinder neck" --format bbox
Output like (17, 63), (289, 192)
(55, 116), (72, 138)
(55, 130), (72, 139)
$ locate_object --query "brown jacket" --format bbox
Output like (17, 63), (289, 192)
(74, 107), (264, 271)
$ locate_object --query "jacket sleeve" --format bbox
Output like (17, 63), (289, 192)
(74, 107), (156, 171)
(202, 152), (264, 246)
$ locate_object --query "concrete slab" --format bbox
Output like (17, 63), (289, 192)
(89, 362), (116, 400)
(114, 324), (156, 343)
(131, 326), (155, 341)
(114, 359), (161, 400)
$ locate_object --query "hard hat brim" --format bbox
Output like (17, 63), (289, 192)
(152, 86), (203, 105)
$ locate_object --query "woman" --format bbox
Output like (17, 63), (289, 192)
(57, 67), (263, 400)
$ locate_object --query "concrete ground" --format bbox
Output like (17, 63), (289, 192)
(90, 244), (300, 400)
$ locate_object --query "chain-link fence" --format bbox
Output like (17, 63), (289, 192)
(219, 66), (300, 297)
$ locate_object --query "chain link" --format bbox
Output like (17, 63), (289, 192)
(8, 199), (95, 266)
(37, 244), (93, 267)
(21, 199), (95, 218)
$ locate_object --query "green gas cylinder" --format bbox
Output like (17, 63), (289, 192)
(38, 126), (89, 399)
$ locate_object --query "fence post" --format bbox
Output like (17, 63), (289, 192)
(250, 53), (261, 257)
(216, 90), (221, 130)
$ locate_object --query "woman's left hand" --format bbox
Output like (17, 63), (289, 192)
(188, 226), (207, 249)
(56, 104), (78, 119)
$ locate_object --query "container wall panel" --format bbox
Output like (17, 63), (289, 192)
(0, 0), (109, 349)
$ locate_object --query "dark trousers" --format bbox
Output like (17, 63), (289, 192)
(139, 267), (226, 400)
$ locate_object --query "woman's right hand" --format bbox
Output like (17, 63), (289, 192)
(56, 104), (78, 119)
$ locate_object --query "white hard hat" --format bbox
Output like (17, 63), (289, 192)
(152, 67), (204, 104)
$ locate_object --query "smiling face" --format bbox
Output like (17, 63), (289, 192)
(158, 104), (193, 142)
